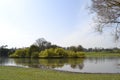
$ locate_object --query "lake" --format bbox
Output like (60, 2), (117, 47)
(0, 57), (120, 73)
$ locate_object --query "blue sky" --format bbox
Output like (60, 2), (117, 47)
(0, 0), (117, 48)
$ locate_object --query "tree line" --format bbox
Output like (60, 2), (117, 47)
(0, 38), (85, 58)
(1, 38), (120, 58)
(0, 45), (16, 57)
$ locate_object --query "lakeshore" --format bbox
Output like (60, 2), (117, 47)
(0, 66), (120, 80)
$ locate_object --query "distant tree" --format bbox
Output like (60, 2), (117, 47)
(0, 45), (8, 48)
(90, 0), (120, 41)
(10, 48), (29, 58)
(10, 49), (26, 58)
(50, 45), (60, 49)
(67, 45), (84, 52)
(67, 46), (77, 52)
(76, 45), (84, 51)
(34, 38), (51, 51)
(29, 45), (39, 57)
(88, 48), (93, 52)
(0, 45), (9, 57)
(8, 48), (16, 56)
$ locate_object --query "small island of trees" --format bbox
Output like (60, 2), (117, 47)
(1, 38), (120, 58)
(0, 38), (85, 58)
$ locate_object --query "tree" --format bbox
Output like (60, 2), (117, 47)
(39, 48), (85, 58)
(10, 48), (30, 58)
(90, 0), (120, 41)
(29, 45), (39, 57)
(76, 45), (84, 51)
(67, 46), (77, 52)
(10, 49), (26, 58)
(34, 38), (51, 51)
(67, 45), (84, 52)
(55, 48), (68, 57)
(0, 45), (9, 57)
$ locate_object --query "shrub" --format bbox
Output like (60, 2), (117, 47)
(31, 52), (39, 58)
(39, 48), (85, 58)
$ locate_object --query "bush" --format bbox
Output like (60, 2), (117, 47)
(10, 48), (29, 58)
(10, 47), (85, 58)
(39, 48), (85, 58)
(31, 52), (39, 58)
(10, 49), (26, 58)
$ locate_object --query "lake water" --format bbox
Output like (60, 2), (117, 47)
(0, 57), (120, 73)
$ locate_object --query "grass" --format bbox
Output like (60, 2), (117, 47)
(0, 66), (120, 80)
(85, 52), (120, 57)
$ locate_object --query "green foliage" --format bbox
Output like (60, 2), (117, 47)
(10, 49), (26, 58)
(39, 48), (57, 58)
(31, 52), (39, 58)
(67, 45), (84, 52)
(0, 45), (11, 57)
(0, 48), (9, 57)
(85, 52), (120, 57)
(10, 47), (85, 58)
(55, 48), (68, 57)
(10, 48), (29, 58)
(10, 45), (40, 58)
(39, 48), (85, 58)
(29, 45), (39, 57)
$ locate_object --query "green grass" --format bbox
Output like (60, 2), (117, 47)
(0, 66), (120, 80)
(85, 52), (120, 57)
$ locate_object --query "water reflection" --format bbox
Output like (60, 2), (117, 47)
(86, 57), (120, 64)
(13, 58), (84, 70)
(0, 57), (120, 73)
(0, 58), (8, 65)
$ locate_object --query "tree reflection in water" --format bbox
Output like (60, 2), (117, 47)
(13, 58), (84, 70)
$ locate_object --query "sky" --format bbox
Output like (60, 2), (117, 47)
(0, 0), (118, 48)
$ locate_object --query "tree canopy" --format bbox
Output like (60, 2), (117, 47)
(34, 38), (51, 51)
(90, 0), (120, 40)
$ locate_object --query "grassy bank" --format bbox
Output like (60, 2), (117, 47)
(85, 52), (120, 57)
(0, 66), (120, 80)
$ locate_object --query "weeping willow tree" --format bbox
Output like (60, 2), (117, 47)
(90, 0), (120, 41)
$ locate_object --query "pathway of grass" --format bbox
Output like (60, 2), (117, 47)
(0, 66), (120, 80)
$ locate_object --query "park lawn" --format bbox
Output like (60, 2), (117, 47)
(85, 52), (120, 57)
(0, 66), (120, 80)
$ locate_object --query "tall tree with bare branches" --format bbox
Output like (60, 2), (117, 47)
(90, 0), (120, 41)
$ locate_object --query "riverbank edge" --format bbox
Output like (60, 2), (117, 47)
(9, 52), (120, 58)
(0, 66), (120, 80)
(0, 65), (120, 74)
